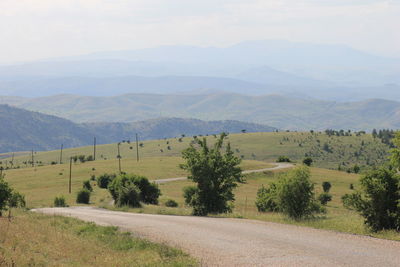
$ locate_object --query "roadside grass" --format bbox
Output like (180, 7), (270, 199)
(111, 167), (400, 241)
(3, 156), (271, 207)
(3, 132), (389, 171)
(0, 209), (197, 266)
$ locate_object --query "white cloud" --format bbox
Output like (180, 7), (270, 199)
(0, 0), (398, 63)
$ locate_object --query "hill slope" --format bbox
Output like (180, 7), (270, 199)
(2, 94), (400, 130)
(0, 105), (276, 153)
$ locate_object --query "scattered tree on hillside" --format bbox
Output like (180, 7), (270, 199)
(180, 133), (243, 216)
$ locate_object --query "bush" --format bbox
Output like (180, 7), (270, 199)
(255, 184), (279, 212)
(322, 181), (332, 193)
(342, 168), (400, 231)
(318, 193), (332, 205)
(183, 186), (198, 206)
(256, 166), (323, 219)
(115, 183), (141, 208)
(97, 173), (116, 189)
(276, 156), (291, 163)
(90, 175), (96, 181)
(83, 180), (93, 192)
(180, 133), (242, 216)
(165, 199), (179, 207)
(303, 157), (313, 166)
(54, 196), (68, 207)
(0, 175), (12, 215)
(76, 189), (91, 204)
(108, 174), (161, 207)
(276, 167), (322, 219)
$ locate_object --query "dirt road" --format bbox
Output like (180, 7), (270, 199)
(154, 162), (293, 184)
(35, 207), (400, 267)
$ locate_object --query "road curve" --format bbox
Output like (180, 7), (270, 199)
(34, 207), (400, 267)
(154, 162), (293, 184)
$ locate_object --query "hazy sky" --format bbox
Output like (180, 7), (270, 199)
(0, 0), (399, 63)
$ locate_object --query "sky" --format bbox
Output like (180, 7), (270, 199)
(0, 0), (399, 64)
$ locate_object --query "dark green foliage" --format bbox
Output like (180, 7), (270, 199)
(255, 184), (279, 212)
(322, 181), (332, 193)
(108, 174), (161, 207)
(0, 174), (24, 215)
(76, 189), (91, 204)
(349, 183), (354, 190)
(54, 196), (68, 207)
(256, 167), (323, 219)
(0, 175), (12, 215)
(78, 155), (86, 163)
(276, 167), (322, 219)
(342, 168), (400, 231)
(90, 175), (96, 181)
(353, 164), (360, 173)
(165, 199), (179, 207)
(276, 156), (291, 163)
(86, 155), (94, 161)
(97, 173), (116, 189)
(303, 157), (313, 166)
(82, 180), (93, 192)
(318, 193), (332, 205)
(180, 133), (242, 216)
(183, 186), (198, 206)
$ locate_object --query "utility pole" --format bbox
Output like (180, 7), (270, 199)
(135, 133), (139, 162)
(117, 142), (122, 173)
(11, 153), (14, 168)
(60, 144), (63, 164)
(69, 157), (72, 194)
(31, 150), (34, 167)
(93, 137), (96, 161)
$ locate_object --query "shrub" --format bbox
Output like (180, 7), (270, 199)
(255, 184), (279, 212)
(97, 173), (116, 189)
(276, 156), (291, 163)
(183, 186), (198, 206)
(86, 155), (94, 161)
(115, 183), (141, 207)
(83, 180), (93, 192)
(322, 181), (332, 193)
(318, 193), (332, 205)
(54, 196), (67, 207)
(8, 191), (25, 208)
(0, 175), (12, 215)
(180, 133), (242, 216)
(342, 168), (400, 231)
(76, 189), (91, 204)
(349, 183), (354, 190)
(108, 174), (160, 207)
(90, 175), (96, 181)
(303, 157), (313, 166)
(165, 199), (179, 207)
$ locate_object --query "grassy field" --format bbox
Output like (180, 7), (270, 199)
(2, 156), (271, 208)
(109, 167), (400, 241)
(1, 132), (390, 171)
(0, 210), (197, 266)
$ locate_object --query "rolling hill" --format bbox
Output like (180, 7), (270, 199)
(0, 104), (276, 153)
(2, 93), (400, 131)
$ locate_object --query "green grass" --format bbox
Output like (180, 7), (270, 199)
(110, 167), (400, 241)
(1, 132), (389, 171)
(0, 209), (197, 266)
(2, 156), (271, 208)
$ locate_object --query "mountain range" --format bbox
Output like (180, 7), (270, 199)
(0, 40), (399, 101)
(1, 93), (400, 131)
(0, 104), (276, 153)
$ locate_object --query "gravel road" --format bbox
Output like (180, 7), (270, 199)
(154, 162), (293, 184)
(35, 207), (400, 267)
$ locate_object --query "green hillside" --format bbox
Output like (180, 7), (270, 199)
(2, 93), (400, 130)
(0, 104), (275, 153)
(2, 131), (390, 171)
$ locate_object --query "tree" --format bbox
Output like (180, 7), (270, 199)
(322, 181), (331, 193)
(303, 157), (313, 166)
(180, 133), (243, 216)
(389, 131), (400, 170)
(108, 174), (161, 207)
(0, 174), (12, 216)
(342, 168), (400, 231)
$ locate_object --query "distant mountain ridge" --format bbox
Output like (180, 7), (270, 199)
(0, 104), (276, 153)
(1, 93), (400, 131)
